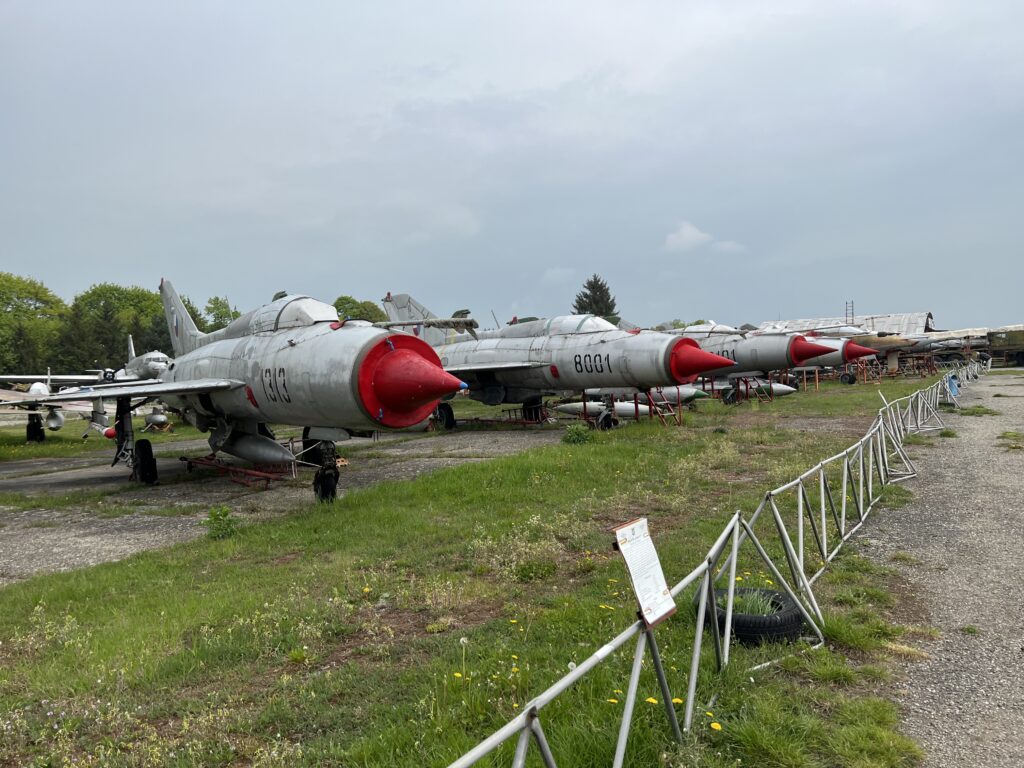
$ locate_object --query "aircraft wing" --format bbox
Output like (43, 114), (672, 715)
(0, 374), (105, 385)
(30, 379), (245, 405)
(376, 317), (480, 340)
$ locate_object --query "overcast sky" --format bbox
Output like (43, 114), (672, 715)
(1, 1), (1021, 330)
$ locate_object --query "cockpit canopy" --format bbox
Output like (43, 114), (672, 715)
(250, 296), (340, 334)
(545, 315), (618, 335)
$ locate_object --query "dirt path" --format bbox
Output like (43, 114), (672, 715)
(0, 428), (562, 587)
(862, 372), (1024, 767)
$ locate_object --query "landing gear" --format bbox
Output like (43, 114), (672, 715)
(313, 440), (340, 503)
(839, 372), (857, 385)
(135, 439), (158, 485)
(434, 402), (456, 430)
(26, 414), (45, 443)
(596, 411), (618, 431)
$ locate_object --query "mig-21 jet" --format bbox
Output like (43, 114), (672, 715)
(9, 280), (466, 496)
(381, 293), (735, 425)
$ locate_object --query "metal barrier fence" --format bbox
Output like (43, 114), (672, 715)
(448, 362), (984, 768)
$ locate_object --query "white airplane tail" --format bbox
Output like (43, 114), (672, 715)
(381, 293), (449, 347)
(160, 279), (206, 356)
(127, 334), (136, 362)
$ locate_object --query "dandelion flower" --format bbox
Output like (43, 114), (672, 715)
(672, 697), (683, 704)
(645, 697), (658, 704)
(511, 667), (520, 673)
(705, 711), (713, 717)
(453, 672), (463, 679)
(614, 689), (623, 694)
(710, 722), (722, 731)
(509, 619), (518, 624)
(735, 576), (743, 582)
(362, 586), (371, 594)
(512, 703), (519, 709)
(511, 654), (518, 660)
(607, 698), (619, 704)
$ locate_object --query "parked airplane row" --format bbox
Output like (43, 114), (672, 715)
(0, 281), (952, 499)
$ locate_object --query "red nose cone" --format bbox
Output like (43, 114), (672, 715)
(103, 427), (117, 439)
(843, 342), (878, 362)
(669, 338), (735, 382)
(357, 335), (466, 428)
(789, 336), (836, 366)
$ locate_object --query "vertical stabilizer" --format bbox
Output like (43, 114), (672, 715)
(160, 279), (205, 356)
(381, 293), (449, 347)
(127, 334), (136, 362)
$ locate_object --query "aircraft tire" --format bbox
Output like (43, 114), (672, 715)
(839, 372), (856, 385)
(435, 402), (456, 430)
(135, 439), (158, 485)
(596, 411), (618, 431)
(522, 399), (544, 423)
(705, 587), (804, 645)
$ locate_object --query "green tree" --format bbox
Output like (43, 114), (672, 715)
(333, 295), (387, 323)
(571, 274), (619, 324)
(204, 296), (241, 329)
(0, 273), (67, 373)
(55, 284), (169, 369)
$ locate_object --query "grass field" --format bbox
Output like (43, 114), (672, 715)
(0, 377), (938, 766)
(0, 418), (205, 463)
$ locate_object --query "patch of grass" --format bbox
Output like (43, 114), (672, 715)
(888, 551), (922, 565)
(959, 405), (1000, 417)
(938, 428), (957, 438)
(202, 505), (238, 540)
(998, 431), (1024, 441)
(901, 434), (934, 447)
(961, 625), (980, 635)
(562, 423), (593, 444)
(0, 418), (203, 462)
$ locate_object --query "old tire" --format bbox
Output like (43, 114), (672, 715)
(708, 587), (804, 645)
(435, 402), (456, 430)
(135, 439), (158, 485)
(26, 416), (46, 443)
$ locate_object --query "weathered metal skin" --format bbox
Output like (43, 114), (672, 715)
(161, 321), (391, 431)
(675, 325), (832, 374)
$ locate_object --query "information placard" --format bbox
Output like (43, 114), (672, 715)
(613, 517), (676, 627)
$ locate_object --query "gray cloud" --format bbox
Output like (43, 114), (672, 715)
(1, 1), (1022, 330)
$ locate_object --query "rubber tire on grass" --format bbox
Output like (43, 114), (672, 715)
(135, 439), (158, 485)
(709, 587), (804, 645)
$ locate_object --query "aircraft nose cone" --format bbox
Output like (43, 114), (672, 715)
(843, 342), (878, 362)
(669, 338), (735, 382)
(789, 336), (835, 366)
(358, 335), (465, 428)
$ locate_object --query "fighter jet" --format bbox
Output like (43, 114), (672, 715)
(12, 281), (466, 492)
(381, 293), (735, 424)
(670, 323), (834, 376)
(791, 337), (880, 368)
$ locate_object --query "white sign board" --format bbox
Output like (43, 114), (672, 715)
(614, 517), (676, 627)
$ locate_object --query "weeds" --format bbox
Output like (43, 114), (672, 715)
(562, 423), (593, 444)
(203, 505), (238, 539)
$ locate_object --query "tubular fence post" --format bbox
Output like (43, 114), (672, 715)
(612, 632), (648, 768)
(819, 468), (827, 562)
(683, 569), (710, 732)
(797, 485), (805, 574)
(530, 716), (559, 768)
(511, 723), (532, 768)
(646, 627), (684, 742)
(840, 454), (848, 536)
(722, 520), (740, 666)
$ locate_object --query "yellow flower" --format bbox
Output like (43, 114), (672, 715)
(765, 579), (774, 586)
(511, 667), (520, 673)
(453, 672), (462, 678)
(672, 697), (683, 704)
(607, 698), (619, 704)
(512, 703), (519, 709)
(608, 578), (618, 583)
(362, 586), (371, 593)
(509, 619), (518, 624)
(735, 576), (743, 582)
(710, 722), (722, 731)
(645, 697), (658, 704)
(511, 654), (518, 660)
(705, 711), (714, 717)
(614, 689), (623, 694)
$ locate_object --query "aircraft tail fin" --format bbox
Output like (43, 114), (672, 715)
(127, 334), (136, 362)
(380, 293), (449, 346)
(160, 279), (205, 356)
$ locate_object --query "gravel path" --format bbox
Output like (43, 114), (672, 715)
(862, 371), (1024, 767)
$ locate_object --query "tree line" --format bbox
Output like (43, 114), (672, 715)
(0, 272), (387, 376)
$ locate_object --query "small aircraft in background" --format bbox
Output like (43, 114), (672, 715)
(0, 336), (171, 442)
